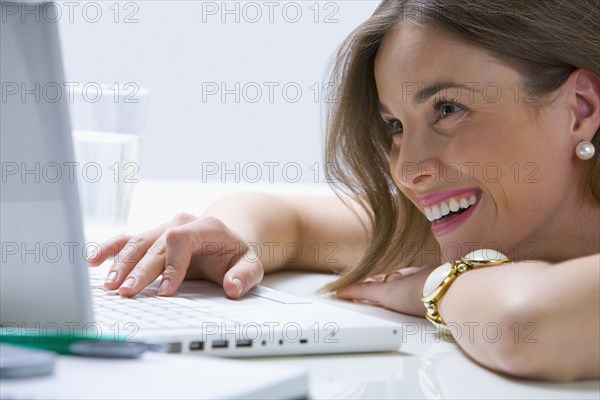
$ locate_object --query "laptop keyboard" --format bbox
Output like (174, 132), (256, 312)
(89, 273), (237, 331)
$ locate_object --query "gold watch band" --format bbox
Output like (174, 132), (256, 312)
(421, 250), (511, 333)
(423, 260), (470, 330)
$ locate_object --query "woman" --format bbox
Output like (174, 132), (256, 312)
(90, 0), (599, 381)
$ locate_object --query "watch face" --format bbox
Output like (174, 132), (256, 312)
(463, 249), (509, 265)
(422, 262), (453, 297)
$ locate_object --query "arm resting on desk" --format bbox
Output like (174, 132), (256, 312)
(336, 253), (600, 381)
(439, 253), (600, 381)
(92, 192), (369, 298)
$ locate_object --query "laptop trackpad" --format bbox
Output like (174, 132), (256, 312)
(173, 282), (311, 305)
(247, 286), (311, 304)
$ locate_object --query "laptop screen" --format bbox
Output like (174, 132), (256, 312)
(1, 1), (93, 327)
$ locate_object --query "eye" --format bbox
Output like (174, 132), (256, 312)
(440, 104), (459, 118)
(434, 98), (466, 120)
(384, 118), (403, 136)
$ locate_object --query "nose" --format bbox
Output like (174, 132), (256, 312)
(391, 131), (444, 190)
(395, 157), (443, 189)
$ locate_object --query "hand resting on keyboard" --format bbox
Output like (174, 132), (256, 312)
(88, 212), (264, 300)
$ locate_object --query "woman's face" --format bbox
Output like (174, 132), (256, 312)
(375, 24), (589, 261)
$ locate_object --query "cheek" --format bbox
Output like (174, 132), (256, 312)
(445, 117), (512, 157)
(440, 116), (537, 179)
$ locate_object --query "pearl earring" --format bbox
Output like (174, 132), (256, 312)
(576, 141), (596, 160)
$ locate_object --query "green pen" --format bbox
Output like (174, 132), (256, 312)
(0, 328), (166, 358)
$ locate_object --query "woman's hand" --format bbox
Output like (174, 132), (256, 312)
(87, 212), (264, 299)
(335, 265), (434, 317)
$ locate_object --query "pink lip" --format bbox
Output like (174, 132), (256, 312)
(417, 188), (481, 208)
(430, 199), (480, 236)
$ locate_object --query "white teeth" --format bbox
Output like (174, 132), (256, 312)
(431, 205), (442, 220)
(449, 198), (460, 212)
(423, 194), (479, 222)
(440, 201), (450, 216)
(425, 207), (433, 221)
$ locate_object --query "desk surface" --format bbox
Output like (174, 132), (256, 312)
(116, 180), (600, 398)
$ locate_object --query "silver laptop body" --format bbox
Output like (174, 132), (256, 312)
(1, 1), (403, 357)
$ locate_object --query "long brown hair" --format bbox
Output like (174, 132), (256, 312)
(324, 0), (600, 291)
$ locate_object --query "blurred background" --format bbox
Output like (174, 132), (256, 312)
(57, 1), (380, 184)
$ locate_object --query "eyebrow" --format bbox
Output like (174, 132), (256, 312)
(415, 82), (477, 104)
(378, 81), (479, 113)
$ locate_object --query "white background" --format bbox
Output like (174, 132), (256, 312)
(57, 1), (380, 183)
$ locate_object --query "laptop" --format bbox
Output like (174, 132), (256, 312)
(0, 1), (403, 358)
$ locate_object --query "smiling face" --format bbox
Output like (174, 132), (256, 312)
(374, 24), (592, 261)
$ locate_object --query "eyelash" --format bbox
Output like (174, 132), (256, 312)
(384, 118), (403, 136)
(382, 97), (467, 137)
(433, 97), (466, 120)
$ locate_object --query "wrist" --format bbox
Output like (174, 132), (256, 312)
(389, 265), (436, 317)
(421, 250), (511, 331)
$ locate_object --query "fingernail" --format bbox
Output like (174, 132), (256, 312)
(232, 278), (244, 296)
(87, 247), (98, 261)
(105, 270), (118, 284)
(121, 277), (135, 289)
(158, 279), (170, 296)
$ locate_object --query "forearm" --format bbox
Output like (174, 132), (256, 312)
(202, 193), (368, 273)
(438, 254), (600, 381)
(201, 193), (302, 273)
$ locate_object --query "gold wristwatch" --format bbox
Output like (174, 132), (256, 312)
(421, 249), (511, 331)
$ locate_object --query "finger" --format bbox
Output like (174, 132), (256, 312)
(382, 272), (409, 283)
(159, 216), (220, 296)
(104, 224), (167, 291)
(117, 237), (168, 297)
(399, 266), (428, 275)
(222, 248), (264, 299)
(87, 235), (131, 266)
(339, 266), (435, 315)
(336, 281), (385, 305)
(118, 216), (195, 296)
(159, 216), (251, 297)
(364, 274), (387, 283)
(385, 266), (429, 279)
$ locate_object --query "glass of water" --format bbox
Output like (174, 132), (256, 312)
(69, 84), (149, 242)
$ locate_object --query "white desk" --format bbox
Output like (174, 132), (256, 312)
(124, 181), (600, 398)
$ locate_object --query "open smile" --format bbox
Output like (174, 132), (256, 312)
(418, 189), (482, 236)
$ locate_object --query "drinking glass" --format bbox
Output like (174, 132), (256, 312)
(69, 83), (149, 242)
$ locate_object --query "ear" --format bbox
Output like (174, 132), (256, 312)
(566, 69), (600, 143)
